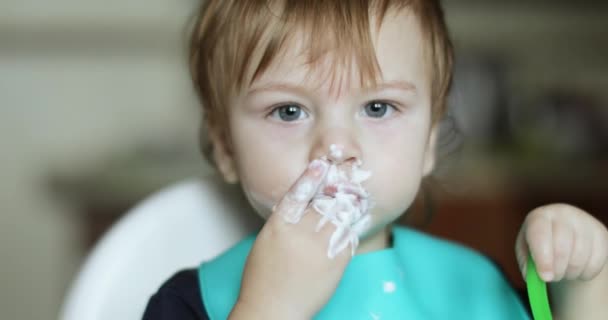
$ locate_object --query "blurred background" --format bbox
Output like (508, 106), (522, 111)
(1, 1), (606, 319)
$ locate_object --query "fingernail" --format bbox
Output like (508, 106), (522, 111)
(540, 271), (554, 282)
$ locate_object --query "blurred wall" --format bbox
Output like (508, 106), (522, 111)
(0, 1), (201, 319)
(446, 2), (608, 97)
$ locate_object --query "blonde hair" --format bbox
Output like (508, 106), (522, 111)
(190, 0), (453, 163)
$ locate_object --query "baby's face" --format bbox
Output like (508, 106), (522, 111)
(215, 10), (436, 242)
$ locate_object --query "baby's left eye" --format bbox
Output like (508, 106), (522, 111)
(361, 101), (397, 118)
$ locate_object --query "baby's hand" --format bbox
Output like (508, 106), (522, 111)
(515, 204), (608, 282)
(229, 159), (351, 320)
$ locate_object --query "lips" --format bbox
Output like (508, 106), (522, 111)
(321, 183), (369, 203)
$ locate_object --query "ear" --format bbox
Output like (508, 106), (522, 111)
(208, 126), (239, 184)
(422, 126), (439, 177)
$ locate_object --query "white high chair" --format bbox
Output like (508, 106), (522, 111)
(59, 175), (262, 320)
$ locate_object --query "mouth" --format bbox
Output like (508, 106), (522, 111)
(314, 161), (373, 216)
(321, 183), (369, 203)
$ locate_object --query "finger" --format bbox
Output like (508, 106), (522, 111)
(294, 205), (327, 231)
(552, 222), (574, 281)
(299, 213), (353, 263)
(525, 214), (555, 282)
(581, 229), (608, 280)
(515, 228), (529, 279)
(273, 159), (329, 224)
(564, 223), (592, 280)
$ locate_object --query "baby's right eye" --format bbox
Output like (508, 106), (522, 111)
(268, 104), (308, 122)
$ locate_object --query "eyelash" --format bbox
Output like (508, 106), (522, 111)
(266, 100), (400, 122)
(266, 102), (309, 122)
(360, 100), (400, 118)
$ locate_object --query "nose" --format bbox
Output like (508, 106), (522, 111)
(309, 126), (362, 165)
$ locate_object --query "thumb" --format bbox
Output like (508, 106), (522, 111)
(515, 228), (529, 280)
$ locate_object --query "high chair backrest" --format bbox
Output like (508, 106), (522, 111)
(59, 176), (261, 320)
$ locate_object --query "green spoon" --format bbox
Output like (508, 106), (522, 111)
(526, 256), (553, 320)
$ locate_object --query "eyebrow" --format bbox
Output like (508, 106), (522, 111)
(247, 83), (310, 97)
(367, 80), (417, 93)
(246, 79), (417, 97)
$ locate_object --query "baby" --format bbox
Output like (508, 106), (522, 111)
(144, 1), (608, 319)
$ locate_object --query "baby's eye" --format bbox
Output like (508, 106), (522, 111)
(269, 104), (308, 122)
(362, 101), (396, 118)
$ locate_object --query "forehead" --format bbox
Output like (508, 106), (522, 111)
(248, 9), (429, 98)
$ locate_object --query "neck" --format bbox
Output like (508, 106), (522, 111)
(355, 225), (391, 254)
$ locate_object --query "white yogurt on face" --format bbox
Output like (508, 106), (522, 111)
(310, 150), (373, 258)
(329, 144), (344, 160)
(276, 145), (373, 258)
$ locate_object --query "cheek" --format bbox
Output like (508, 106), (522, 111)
(366, 156), (424, 218)
(368, 169), (422, 218)
(362, 121), (429, 216)
(230, 119), (309, 218)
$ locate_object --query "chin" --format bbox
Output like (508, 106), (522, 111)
(359, 211), (400, 238)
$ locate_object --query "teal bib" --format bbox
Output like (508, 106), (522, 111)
(198, 226), (529, 319)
